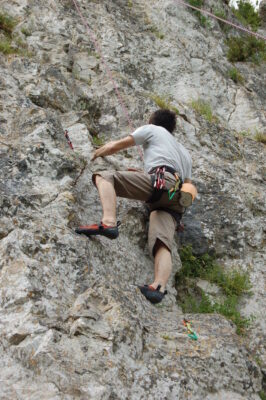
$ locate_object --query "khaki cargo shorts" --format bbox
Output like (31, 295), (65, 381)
(92, 170), (184, 257)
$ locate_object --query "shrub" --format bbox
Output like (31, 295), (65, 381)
(226, 36), (266, 64)
(232, 0), (261, 31)
(228, 67), (244, 84)
(190, 99), (218, 123)
(176, 246), (252, 335)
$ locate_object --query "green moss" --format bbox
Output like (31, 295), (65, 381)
(0, 12), (18, 35)
(232, 0), (261, 32)
(226, 36), (266, 64)
(228, 67), (244, 84)
(150, 94), (179, 115)
(190, 99), (218, 123)
(176, 246), (252, 335)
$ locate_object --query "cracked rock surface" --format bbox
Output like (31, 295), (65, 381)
(0, 0), (265, 399)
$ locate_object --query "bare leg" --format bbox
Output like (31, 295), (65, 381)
(95, 175), (117, 226)
(150, 240), (172, 292)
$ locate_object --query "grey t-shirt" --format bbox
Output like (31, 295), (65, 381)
(131, 124), (192, 180)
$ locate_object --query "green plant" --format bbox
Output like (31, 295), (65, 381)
(161, 334), (173, 340)
(188, 0), (210, 27)
(150, 94), (179, 114)
(92, 135), (105, 147)
(254, 131), (266, 144)
(228, 67), (244, 84)
(214, 9), (231, 33)
(232, 0), (261, 31)
(144, 16), (164, 39)
(226, 36), (266, 64)
(0, 37), (17, 54)
(21, 27), (32, 37)
(176, 246), (252, 335)
(0, 12), (17, 35)
(190, 99), (218, 123)
(259, 391), (266, 400)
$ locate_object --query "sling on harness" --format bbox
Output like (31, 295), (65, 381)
(148, 166), (182, 204)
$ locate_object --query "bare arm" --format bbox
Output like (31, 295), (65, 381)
(91, 135), (135, 161)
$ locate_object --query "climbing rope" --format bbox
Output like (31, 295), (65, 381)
(71, 0), (144, 160)
(173, 0), (266, 41)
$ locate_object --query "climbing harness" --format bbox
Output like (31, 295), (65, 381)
(183, 319), (198, 341)
(148, 166), (183, 203)
(64, 130), (74, 150)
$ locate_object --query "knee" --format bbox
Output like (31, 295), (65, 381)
(153, 239), (170, 257)
(95, 174), (103, 186)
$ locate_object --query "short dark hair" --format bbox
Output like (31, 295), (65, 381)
(149, 109), (177, 133)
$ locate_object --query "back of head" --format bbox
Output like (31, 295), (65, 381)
(149, 109), (177, 133)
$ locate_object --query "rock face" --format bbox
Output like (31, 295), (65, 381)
(0, 0), (265, 399)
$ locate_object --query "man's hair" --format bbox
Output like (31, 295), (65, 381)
(149, 109), (177, 133)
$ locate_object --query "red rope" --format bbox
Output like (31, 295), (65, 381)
(71, 0), (144, 161)
(173, 0), (266, 41)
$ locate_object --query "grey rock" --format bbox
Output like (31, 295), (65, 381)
(0, 0), (265, 399)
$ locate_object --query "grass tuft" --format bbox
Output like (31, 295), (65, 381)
(254, 131), (266, 144)
(176, 246), (252, 335)
(190, 99), (218, 123)
(150, 94), (179, 115)
(0, 12), (18, 35)
(0, 37), (17, 54)
(228, 67), (244, 84)
(144, 16), (164, 39)
(21, 27), (32, 37)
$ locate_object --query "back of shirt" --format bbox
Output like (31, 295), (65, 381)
(131, 124), (192, 180)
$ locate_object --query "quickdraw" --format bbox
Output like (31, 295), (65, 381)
(64, 129), (74, 150)
(183, 319), (198, 340)
(154, 167), (166, 190)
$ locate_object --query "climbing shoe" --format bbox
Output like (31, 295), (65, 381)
(75, 221), (120, 239)
(138, 284), (167, 304)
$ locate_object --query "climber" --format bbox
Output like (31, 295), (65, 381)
(75, 109), (196, 304)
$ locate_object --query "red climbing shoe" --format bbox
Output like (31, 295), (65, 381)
(138, 284), (167, 304)
(75, 221), (120, 239)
